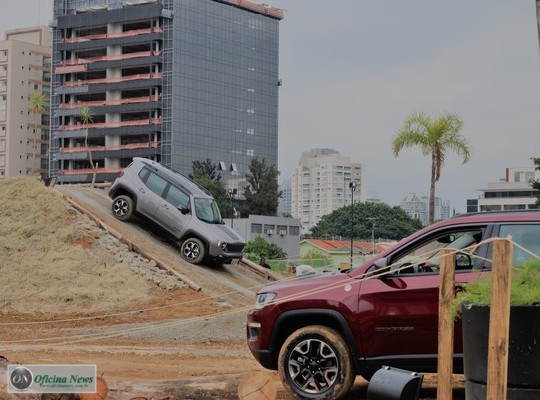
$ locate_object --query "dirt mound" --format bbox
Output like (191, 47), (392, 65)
(0, 178), (152, 315)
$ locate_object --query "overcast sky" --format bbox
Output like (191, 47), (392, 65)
(2, 0), (540, 212)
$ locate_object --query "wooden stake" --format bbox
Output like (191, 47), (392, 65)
(486, 238), (513, 400)
(437, 249), (456, 400)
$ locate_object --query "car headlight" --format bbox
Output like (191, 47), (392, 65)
(255, 292), (277, 309)
(218, 241), (228, 250)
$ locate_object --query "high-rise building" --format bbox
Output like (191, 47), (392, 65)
(291, 148), (365, 235)
(400, 193), (428, 226)
(0, 26), (51, 179)
(50, 0), (283, 184)
(277, 178), (291, 216)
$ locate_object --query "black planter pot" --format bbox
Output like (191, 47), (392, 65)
(461, 304), (540, 400)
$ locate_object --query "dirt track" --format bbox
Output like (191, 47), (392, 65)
(0, 184), (464, 399)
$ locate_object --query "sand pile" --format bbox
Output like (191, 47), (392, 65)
(0, 178), (150, 315)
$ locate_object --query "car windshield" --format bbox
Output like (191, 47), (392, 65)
(194, 198), (222, 223)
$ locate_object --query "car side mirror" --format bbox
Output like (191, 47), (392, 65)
(177, 205), (190, 215)
(373, 257), (388, 270)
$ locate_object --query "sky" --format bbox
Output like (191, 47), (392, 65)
(2, 0), (540, 212)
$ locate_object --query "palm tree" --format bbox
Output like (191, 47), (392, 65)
(28, 91), (47, 114)
(80, 107), (97, 186)
(392, 112), (471, 224)
(28, 91), (49, 178)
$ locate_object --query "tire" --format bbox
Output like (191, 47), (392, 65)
(278, 326), (355, 400)
(111, 195), (134, 221)
(180, 237), (205, 264)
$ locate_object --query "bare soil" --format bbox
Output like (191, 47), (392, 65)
(0, 179), (464, 399)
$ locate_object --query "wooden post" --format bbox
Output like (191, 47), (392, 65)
(486, 238), (513, 400)
(437, 248), (456, 400)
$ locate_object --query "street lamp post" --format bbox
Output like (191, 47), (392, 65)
(228, 188), (237, 228)
(349, 181), (357, 267)
(367, 217), (376, 255)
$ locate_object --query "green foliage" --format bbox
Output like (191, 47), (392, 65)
(310, 201), (423, 240)
(28, 91), (48, 114)
(392, 112), (471, 224)
(243, 235), (286, 262)
(79, 107), (94, 124)
(454, 259), (540, 316)
(301, 249), (332, 268)
(189, 159), (222, 182)
(242, 158), (281, 216)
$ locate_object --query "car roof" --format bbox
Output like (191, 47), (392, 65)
(133, 157), (212, 198)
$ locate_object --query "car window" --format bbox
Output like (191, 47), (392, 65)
(165, 185), (190, 209)
(138, 166), (150, 181)
(145, 172), (168, 196)
(194, 198), (221, 223)
(389, 229), (484, 274)
(498, 224), (540, 266)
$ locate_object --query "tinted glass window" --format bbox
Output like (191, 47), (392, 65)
(145, 172), (168, 196)
(138, 166), (150, 181)
(165, 185), (190, 208)
(499, 224), (540, 266)
(389, 229), (484, 274)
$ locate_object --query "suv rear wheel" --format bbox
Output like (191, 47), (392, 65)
(111, 195), (134, 221)
(180, 237), (205, 264)
(278, 326), (355, 400)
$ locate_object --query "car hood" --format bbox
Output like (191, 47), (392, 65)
(258, 269), (353, 297)
(205, 222), (245, 243)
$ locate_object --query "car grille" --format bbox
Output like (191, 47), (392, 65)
(226, 243), (245, 253)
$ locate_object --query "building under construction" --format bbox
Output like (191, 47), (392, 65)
(50, 0), (283, 184)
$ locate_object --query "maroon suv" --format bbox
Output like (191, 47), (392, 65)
(246, 211), (540, 399)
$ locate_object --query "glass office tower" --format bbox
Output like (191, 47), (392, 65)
(50, 0), (282, 184)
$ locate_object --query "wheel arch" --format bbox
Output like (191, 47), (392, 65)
(268, 309), (361, 372)
(111, 185), (138, 207)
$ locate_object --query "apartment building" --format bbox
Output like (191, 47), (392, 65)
(476, 166), (539, 211)
(291, 148), (365, 234)
(0, 26), (51, 179)
(50, 0), (283, 184)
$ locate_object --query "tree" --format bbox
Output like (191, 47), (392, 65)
(189, 159), (231, 217)
(531, 157), (540, 208)
(80, 107), (97, 186)
(28, 91), (48, 177)
(242, 157), (281, 216)
(243, 235), (286, 262)
(392, 112), (471, 224)
(189, 159), (222, 182)
(310, 201), (423, 241)
(28, 91), (47, 114)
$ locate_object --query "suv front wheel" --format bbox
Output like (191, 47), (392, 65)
(278, 325), (355, 400)
(180, 237), (205, 264)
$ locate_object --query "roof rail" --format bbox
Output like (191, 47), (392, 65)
(453, 209), (540, 218)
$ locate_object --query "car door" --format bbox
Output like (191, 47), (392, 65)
(355, 226), (489, 362)
(136, 168), (168, 220)
(154, 184), (192, 237)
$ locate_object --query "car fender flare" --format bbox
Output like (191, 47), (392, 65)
(110, 184), (138, 205)
(269, 308), (362, 370)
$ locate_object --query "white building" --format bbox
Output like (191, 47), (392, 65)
(291, 148), (364, 234)
(278, 178), (292, 216)
(477, 166), (539, 211)
(400, 193), (428, 226)
(0, 26), (51, 179)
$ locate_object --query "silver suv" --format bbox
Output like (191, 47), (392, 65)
(108, 157), (245, 265)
